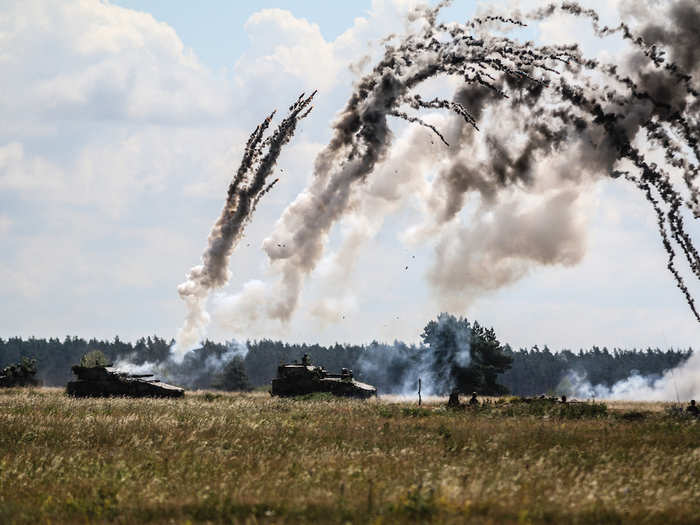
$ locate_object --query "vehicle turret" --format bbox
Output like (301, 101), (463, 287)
(0, 357), (39, 387)
(66, 364), (184, 398)
(271, 357), (376, 399)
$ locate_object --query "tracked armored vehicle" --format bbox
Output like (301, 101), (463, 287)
(66, 365), (184, 398)
(0, 358), (39, 387)
(271, 355), (376, 399)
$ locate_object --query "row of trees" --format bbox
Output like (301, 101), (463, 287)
(242, 314), (514, 394)
(0, 335), (173, 386)
(500, 345), (692, 396)
(0, 315), (693, 395)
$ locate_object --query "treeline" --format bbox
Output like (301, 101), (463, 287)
(0, 335), (692, 395)
(245, 340), (692, 395)
(244, 339), (421, 392)
(0, 336), (172, 386)
(500, 345), (693, 396)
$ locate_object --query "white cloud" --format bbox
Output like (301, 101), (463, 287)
(2, 0), (230, 123)
(235, 0), (426, 96)
(242, 9), (339, 91)
(0, 213), (12, 235)
(0, 141), (66, 193)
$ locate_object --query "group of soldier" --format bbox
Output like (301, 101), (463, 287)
(446, 392), (700, 416)
(446, 391), (572, 409)
(446, 391), (481, 409)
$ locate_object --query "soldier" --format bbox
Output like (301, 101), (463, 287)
(301, 354), (311, 366)
(469, 392), (479, 406)
(687, 399), (699, 416)
(561, 395), (567, 404)
(447, 391), (461, 408)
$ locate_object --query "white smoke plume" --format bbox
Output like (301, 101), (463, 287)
(560, 350), (700, 401)
(173, 93), (315, 361)
(116, 340), (248, 389)
(354, 312), (472, 395)
(221, 0), (700, 327)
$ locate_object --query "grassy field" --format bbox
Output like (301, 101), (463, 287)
(0, 388), (698, 524)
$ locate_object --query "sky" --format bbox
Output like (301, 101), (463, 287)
(0, 0), (698, 351)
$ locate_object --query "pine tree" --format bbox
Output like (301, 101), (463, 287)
(421, 314), (513, 395)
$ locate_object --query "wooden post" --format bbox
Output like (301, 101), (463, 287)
(418, 377), (422, 406)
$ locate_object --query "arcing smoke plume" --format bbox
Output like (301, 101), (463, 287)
(234, 0), (700, 325)
(173, 93), (315, 361)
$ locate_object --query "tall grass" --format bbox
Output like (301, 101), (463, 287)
(0, 388), (698, 524)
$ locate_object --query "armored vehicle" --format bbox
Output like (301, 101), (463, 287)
(66, 365), (184, 398)
(0, 357), (39, 387)
(271, 355), (376, 399)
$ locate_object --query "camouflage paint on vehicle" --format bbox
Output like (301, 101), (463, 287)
(271, 357), (376, 399)
(66, 365), (184, 398)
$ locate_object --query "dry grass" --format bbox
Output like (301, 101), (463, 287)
(0, 387), (698, 524)
(605, 400), (672, 413)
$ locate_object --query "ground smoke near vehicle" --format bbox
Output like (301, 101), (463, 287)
(353, 313), (472, 396)
(115, 340), (248, 390)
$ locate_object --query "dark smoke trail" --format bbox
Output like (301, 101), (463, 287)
(173, 92), (315, 360)
(240, 0), (699, 325)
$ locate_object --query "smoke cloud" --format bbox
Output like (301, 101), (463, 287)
(173, 93), (315, 361)
(560, 350), (700, 401)
(352, 313), (472, 395)
(116, 340), (248, 390)
(236, 313), (474, 396)
(221, 0), (699, 327)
